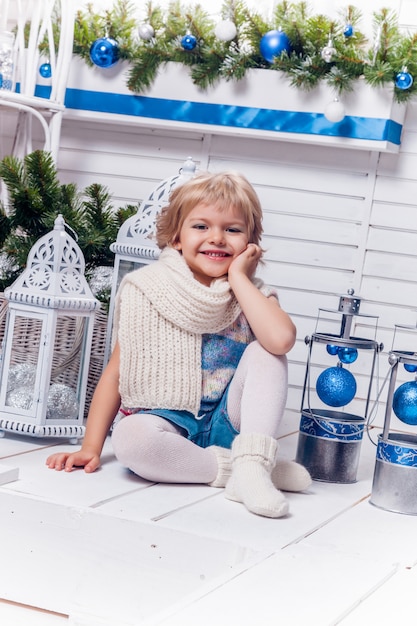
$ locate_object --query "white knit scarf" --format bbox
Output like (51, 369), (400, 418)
(114, 247), (243, 415)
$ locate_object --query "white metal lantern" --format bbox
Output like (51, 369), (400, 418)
(0, 215), (99, 441)
(295, 289), (383, 483)
(104, 156), (197, 362)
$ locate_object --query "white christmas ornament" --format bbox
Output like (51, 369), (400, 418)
(138, 23), (155, 40)
(214, 20), (237, 42)
(324, 98), (345, 123)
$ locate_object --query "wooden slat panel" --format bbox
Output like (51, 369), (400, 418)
(263, 237), (356, 270)
(262, 212), (360, 244)
(363, 250), (417, 280)
(257, 187), (366, 221)
(260, 262), (355, 296)
(209, 134), (373, 171)
(366, 227), (417, 255)
(361, 276), (417, 309)
(371, 202), (417, 230)
(209, 156), (370, 197)
(373, 177), (417, 204)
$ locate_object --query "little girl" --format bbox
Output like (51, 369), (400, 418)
(47, 171), (311, 518)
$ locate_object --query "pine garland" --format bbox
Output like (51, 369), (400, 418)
(67, 0), (417, 103)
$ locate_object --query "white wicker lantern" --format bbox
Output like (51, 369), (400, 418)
(104, 156), (197, 362)
(0, 215), (99, 441)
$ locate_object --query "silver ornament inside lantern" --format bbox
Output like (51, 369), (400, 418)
(296, 289), (383, 483)
(370, 322), (417, 514)
(0, 215), (99, 441)
(104, 157), (197, 363)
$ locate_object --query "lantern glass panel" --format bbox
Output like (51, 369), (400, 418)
(46, 313), (92, 423)
(116, 259), (146, 292)
(3, 312), (43, 412)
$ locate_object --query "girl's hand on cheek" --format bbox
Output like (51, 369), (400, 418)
(229, 244), (262, 279)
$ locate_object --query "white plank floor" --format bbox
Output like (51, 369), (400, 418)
(1, 416), (416, 626)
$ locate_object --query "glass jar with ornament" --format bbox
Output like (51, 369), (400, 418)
(296, 289), (383, 483)
(370, 324), (417, 514)
(0, 215), (99, 442)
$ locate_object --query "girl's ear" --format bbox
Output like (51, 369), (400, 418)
(172, 239), (182, 250)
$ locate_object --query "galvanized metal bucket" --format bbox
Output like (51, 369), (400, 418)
(370, 433), (417, 515)
(295, 408), (365, 483)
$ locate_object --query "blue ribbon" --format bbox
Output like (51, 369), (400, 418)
(33, 84), (402, 145)
(377, 438), (417, 467)
(300, 413), (364, 441)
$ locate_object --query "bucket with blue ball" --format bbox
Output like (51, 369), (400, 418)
(296, 290), (382, 483)
(370, 345), (417, 514)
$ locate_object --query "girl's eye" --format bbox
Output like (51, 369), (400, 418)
(227, 227), (243, 233)
(192, 224), (207, 230)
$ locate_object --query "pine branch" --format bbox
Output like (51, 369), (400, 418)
(0, 151), (136, 296)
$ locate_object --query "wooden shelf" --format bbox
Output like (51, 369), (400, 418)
(59, 58), (407, 153)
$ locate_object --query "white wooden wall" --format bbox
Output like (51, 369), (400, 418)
(1, 0), (416, 431)
(32, 100), (412, 430)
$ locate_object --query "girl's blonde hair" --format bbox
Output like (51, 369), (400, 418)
(156, 171), (263, 249)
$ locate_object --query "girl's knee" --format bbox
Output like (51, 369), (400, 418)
(244, 340), (288, 370)
(111, 414), (141, 465)
(111, 413), (180, 472)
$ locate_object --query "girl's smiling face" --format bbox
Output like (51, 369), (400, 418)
(174, 202), (249, 286)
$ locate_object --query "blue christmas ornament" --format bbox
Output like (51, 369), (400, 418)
(404, 363), (417, 373)
(338, 346), (358, 364)
(343, 24), (354, 37)
(181, 33), (197, 50)
(393, 381), (417, 425)
(316, 366), (357, 407)
(326, 344), (339, 355)
(39, 62), (52, 78)
(89, 37), (120, 68)
(259, 29), (291, 63)
(395, 69), (413, 90)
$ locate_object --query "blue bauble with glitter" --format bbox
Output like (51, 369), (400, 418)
(181, 33), (197, 50)
(343, 24), (354, 37)
(316, 366), (357, 407)
(393, 381), (417, 425)
(259, 29), (291, 63)
(39, 62), (52, 78)
(326, 344), (339, 356)
(89, 37), (120, 68)
(395, 70), (413, 91)
(338, 347), (358, 364)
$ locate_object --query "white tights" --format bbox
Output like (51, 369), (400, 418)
(111, 341), (288, 483)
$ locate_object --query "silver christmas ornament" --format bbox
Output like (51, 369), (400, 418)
(321, 37), (336, 63)
(138, 23), (155, 41)
(46, 383), (79, 420)
(89, 265), (113, 296)
(6, 363), (37, 392)
(6, 386), (34, 410)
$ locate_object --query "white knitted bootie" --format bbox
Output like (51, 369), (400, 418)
(208, 446), (312, 492)
(272, 459), (312, 492)
(208, 446), (233, 487)
(225, 434), (289, 518)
